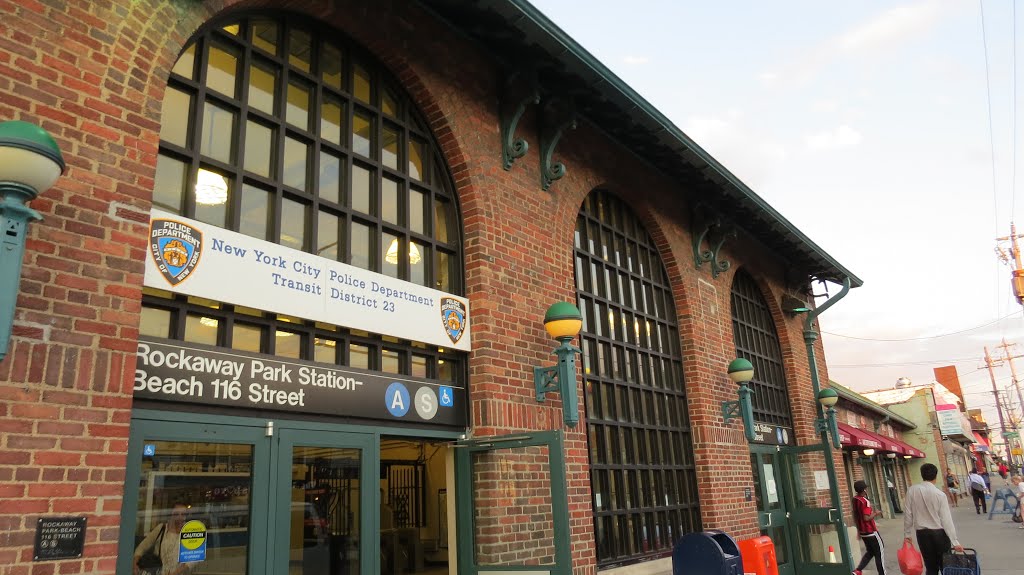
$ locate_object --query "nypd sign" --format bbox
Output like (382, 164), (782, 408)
(144, 209), (470, 351)
(135, 337), (467, 427)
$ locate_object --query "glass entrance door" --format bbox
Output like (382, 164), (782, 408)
(273, 429), (373, 575)
(750, 446), (795, 575)
(119, 414), (373, 575)
(778, 444), (851, 575)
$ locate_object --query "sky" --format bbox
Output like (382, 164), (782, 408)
(530, 0), (1024, 447)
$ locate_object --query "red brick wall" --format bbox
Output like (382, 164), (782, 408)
(471, 445), (556, 565)
(0, 0), (852, 573)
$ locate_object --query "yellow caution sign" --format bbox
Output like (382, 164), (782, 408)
(178, 520), (207, 563)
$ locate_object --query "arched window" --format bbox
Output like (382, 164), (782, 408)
(141, 14), (463, 381)
(575, 190), (699, 568)
(730, 269), (792, 428)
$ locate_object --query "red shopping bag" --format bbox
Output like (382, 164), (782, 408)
(897, 540), (924, 575)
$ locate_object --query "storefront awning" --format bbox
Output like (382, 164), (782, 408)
(972, 431), (990, 452)
(837, 423), (883, 450)
(837, 423), (926, 458)
(876, 433), (926, 458)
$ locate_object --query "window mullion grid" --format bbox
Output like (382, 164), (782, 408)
(230, 37), (256, 233)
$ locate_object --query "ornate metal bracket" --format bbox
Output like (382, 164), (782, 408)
(539, 97), (577, 191)
(500, 70), (539, 171)
(691, 204), (736, 278)
(709, 224), (736, 278)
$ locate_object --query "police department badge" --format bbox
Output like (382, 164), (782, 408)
(149, 219), (203, 286)
(440, 297), (467, 344)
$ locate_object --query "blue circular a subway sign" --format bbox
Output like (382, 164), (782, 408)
(385, 382), (410, 417)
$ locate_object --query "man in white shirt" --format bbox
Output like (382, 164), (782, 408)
(966, 470), (988, 514)
(903, 463), (964, 575)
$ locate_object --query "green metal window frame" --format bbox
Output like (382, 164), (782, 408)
(159, 13), (462, 291)
(139, 290), (464, 384)
(454, 431), (571, 575)
(574, 190), (699, 568)
(730, 269), (794, 428)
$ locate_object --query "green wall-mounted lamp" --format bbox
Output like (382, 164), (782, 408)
(0, 120), (65, 362)
(534, 302), (583, 427)
(815, 387), (842, 449)
(722, 357), (757, 442)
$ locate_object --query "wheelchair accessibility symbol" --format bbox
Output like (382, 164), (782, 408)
(143, 444), (156, 457)
(439, 386), (453, 407)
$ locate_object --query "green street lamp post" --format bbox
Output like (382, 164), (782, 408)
(0, 120), (65, 361)
(722, 357), (757, 442)
(534, 302), (584, 427)
(815, 387), (842, 449)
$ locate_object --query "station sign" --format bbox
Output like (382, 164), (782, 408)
(750, 422), (794, 446)
(134, 337), (467, 428)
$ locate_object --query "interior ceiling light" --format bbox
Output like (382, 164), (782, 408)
(195, 168), (228, 206)
(385, 238), (421, 265)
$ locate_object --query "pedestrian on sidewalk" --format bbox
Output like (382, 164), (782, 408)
(1014, 474), (1024, 529)
(852, 480), (886, 575)
(967, 470), (989, 514)
(903, 463), (964, 575)
(945, 469), (959, 507)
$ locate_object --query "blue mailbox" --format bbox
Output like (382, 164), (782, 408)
(672, 530), (743, 575)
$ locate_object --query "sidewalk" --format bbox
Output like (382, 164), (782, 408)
(870, 493), (1022, 575)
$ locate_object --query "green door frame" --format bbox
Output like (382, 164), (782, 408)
(454, 430), (571, 575)
(779, 443), (851, 575)
(118, 408), (463, 575)
(272, 428), (376, 575)
(749, 444), (795, 575)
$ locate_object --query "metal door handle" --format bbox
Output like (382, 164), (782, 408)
(764, 513), (772, 526)
(828, 508), (837, 522)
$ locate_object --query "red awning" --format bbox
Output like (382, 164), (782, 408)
(836, 423), (925, 458)
(874, 433), (926, 458)
(973, 431), (989, 447)
(837, 423), (884, 450)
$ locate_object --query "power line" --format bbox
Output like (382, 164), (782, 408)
(830, 358), (980, 368)
(822, 312), (1018, 341)
(980, 0), (1004, 324)
(1007, 0), (1015, 216)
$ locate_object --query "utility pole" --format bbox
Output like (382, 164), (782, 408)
(996, 222), (1024, 305)
(997, 339), (1024, 424)
(984, 346), (1013, 462)
(995, 340), (1024, 468)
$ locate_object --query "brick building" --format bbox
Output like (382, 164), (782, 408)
(863, 381), (977, 506)
(0, 2), (862, 575)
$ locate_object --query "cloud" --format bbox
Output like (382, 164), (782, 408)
(759, 0), (949, 87)
(837, 2), (944, 55)
(812, 99), (841, 113)
(621, 55), (650, 65)
(682, 109), (788, 188)
(805, 125), (863, 150)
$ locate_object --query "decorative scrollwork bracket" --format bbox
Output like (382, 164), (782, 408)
(709, 224), (737, 278)
(500, 69), (539, 171)
(539, 97), (577, 191)
(691, 204), (736, 278)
